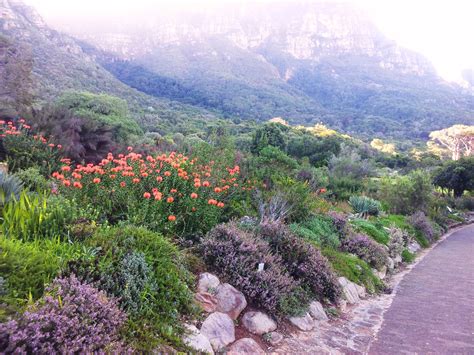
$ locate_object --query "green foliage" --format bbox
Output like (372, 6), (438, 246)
(251, 123), (288, 154)
(401, 249), (415, 263)
(56, 92), (142, 142)
(378, 170), (433, 215)
(1, 191), (96, 241)
(81, 225), (194, 350)
(433, 157), (474, 198)
(0, 172), (23, 205)
(290, 215), (340, 249)
(351, 219), (390, 245)
(322, 248), (384, 294)
(0, 236), (84, 319)
(14, 167), (49, 192)
(349, 196), (382, 218)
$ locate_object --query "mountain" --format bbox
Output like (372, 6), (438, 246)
(71, 2), (473, 141)
(0, 0), (218, 133)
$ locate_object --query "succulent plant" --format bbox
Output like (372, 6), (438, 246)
(0, 171), (23, 205)
(349, 195), (382, 218)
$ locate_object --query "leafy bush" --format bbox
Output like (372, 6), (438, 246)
(259, 222), (341, 303)
(327, 211), (349, 236)
(0, 172), (23, 205)
(322, 248), (384, 294)
(290, 215), (341, 249)
(0, 275), (127, 353)
(351, 219), (390, 245)
(408, 211), (439, 244)
(349, 196), (382, 218)
(401, 249), (416, 263)
(79, 226), (195, 349)
(340, 234), (388, 270)
(0, 237), (85, 319)
(1, 192), (96, 241)
(14, 167), (49, 192)
(201, 222), (302, 316)
(454, 195), (474, 211)
(54, 150), (250, 237)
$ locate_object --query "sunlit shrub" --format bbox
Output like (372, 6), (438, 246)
(0, 275), (127, 353)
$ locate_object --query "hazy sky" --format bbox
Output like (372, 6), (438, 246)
(22, 0), (474, 82)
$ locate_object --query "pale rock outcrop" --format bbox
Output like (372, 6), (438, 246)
(183, 324), (214, 354)
(308, 301), (329, 321)
(242, 311), (277, 335)
(215, 283), (247, 319)
(197, 272), (220, 293)
(200, 312), (235, 351)
(227, 338), (265, 355)
(288, 312), (314, 331)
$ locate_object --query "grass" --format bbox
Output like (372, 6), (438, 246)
(322, 248), (384, 294)
(401, 249), (416, 263)
(350, 218), (390, 245)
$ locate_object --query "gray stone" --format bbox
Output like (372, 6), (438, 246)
(183, 324), (214, 354)
(227, 338), (265, 355)
(265, 331), (284, 346)
(289, 312), (315, 331)
(215, 283), (247, 320)
(197, 273), (220, 294)
(195, 292), (218, 313)
(242, 311), (277, 335)
(353, 283), (367, 299)
(308, 301), (328, 321)
(408, 241), (421, 254)
(200, 312), (235, 351)
(387, 256), (395, 270)
(338, 277), (361, 304)
(394, 254), (403, 264)
(373, 266), (387, 280)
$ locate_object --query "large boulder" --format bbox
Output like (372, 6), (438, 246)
(308, 301), (328, 321)
(183, 324), (214, 354)
(197, 273), (220, 293)
(215, 283), (247, 320)
(338, 277), (361, 304)
(200, 312), (235, 351)
(242, 311), (277, 335)
(195, 292), (218, 313)
(288, 312), (314, 331)
(227, 338), (265, 355)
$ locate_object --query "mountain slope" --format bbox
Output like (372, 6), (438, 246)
(74, 2), (474, 141)
(0, 0), (218, 132)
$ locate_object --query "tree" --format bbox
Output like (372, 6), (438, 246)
(370, 138), (396, 155)
(433, 157), (474, 197)
(251, 123), (287, 154)
(429, 125), (474, 160)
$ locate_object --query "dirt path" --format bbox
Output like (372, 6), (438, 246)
(369, 224), (474, 354)
(273, 223), (474, 355)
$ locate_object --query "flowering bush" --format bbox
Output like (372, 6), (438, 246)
(202, 222), (302, 315)
(388, 227), (405, 259)
(340, 234), (388, 270)
(0, 275), (127, 353)
(53, 150), (250, 236)
(259, 222), (342, 303)
(0, 119), (62, 175)
(408, 211), (438, 244)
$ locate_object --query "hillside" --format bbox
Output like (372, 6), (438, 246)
(0, 0), (219, 133)
(73, 2), (474, 141)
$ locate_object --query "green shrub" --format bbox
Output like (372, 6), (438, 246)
(1, 192), (97, 241)
(349, 195), (382, 218)
(351, 219), (390, 245)
(322, 248), (384, 294)
(78, 225), (195, 350)
(0, 236), (83, 319)
(14, 167), (49, 192)
(401, 249), (416, 263)
(290, 215), (340, 249)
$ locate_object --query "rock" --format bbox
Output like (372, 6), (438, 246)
(197, 273), (220, 293)
(242, 311), (277, 335)
(394, 254), (402, 265)
(373, 266), (387, 280)
(387, 256), (395, 270)
(338, 299), (348, 312)
(200, 312), (235, 351)
(183, 324), (214, 354)
(227, 338), (265, 355)
(308, 301), (328, 321)
(353, 283), (366, 299)
(288, 312), (314, 331)
(215, 283), (247, 319)
(265, 331), (284, 346)
(338, 277), (361, 304)
(408, 241), (421, 254)
(195, 292), (218, 313)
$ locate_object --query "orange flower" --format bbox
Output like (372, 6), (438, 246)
(168, 215), (176, 222)
(190, 192), (198, 199)
(202, 181), (210, 187)
(194, 182), (201, 188)
(127, 146), (133, 152)
(167, 197), (174, 203)
(93, 178), (101, 184)
(73, 181), (83, 189)
(143, 192), (151, 199)
(217, 202), (225, 208)
(192, 207), (197, 212)
(208, 199), (217, 205)
(170, 189), (177, 193)
(154, 192), (163, 201)
(132, 178), (140, 184)
(61, 166), (71, 172)
(214, 187), (222, 193)
(164, 171), (171, 177)
(120, 181), (126, 187)
(63, 180), (71, 187)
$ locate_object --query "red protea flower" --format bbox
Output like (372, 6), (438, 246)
(166, 197), (174, 203)
(93, 178), (101, 184)
(73, 181), (83, 189)
(217, 202), (225, 208)
(168, 215), (176, 222)
(120, 181), (126, 188)
(143, 192), (151, 199)
(190, 192), (198, 199)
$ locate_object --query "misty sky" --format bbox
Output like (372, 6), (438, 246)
(23, 0), (474, 82)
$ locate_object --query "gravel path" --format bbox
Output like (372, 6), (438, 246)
(369, 224), (474, 354)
